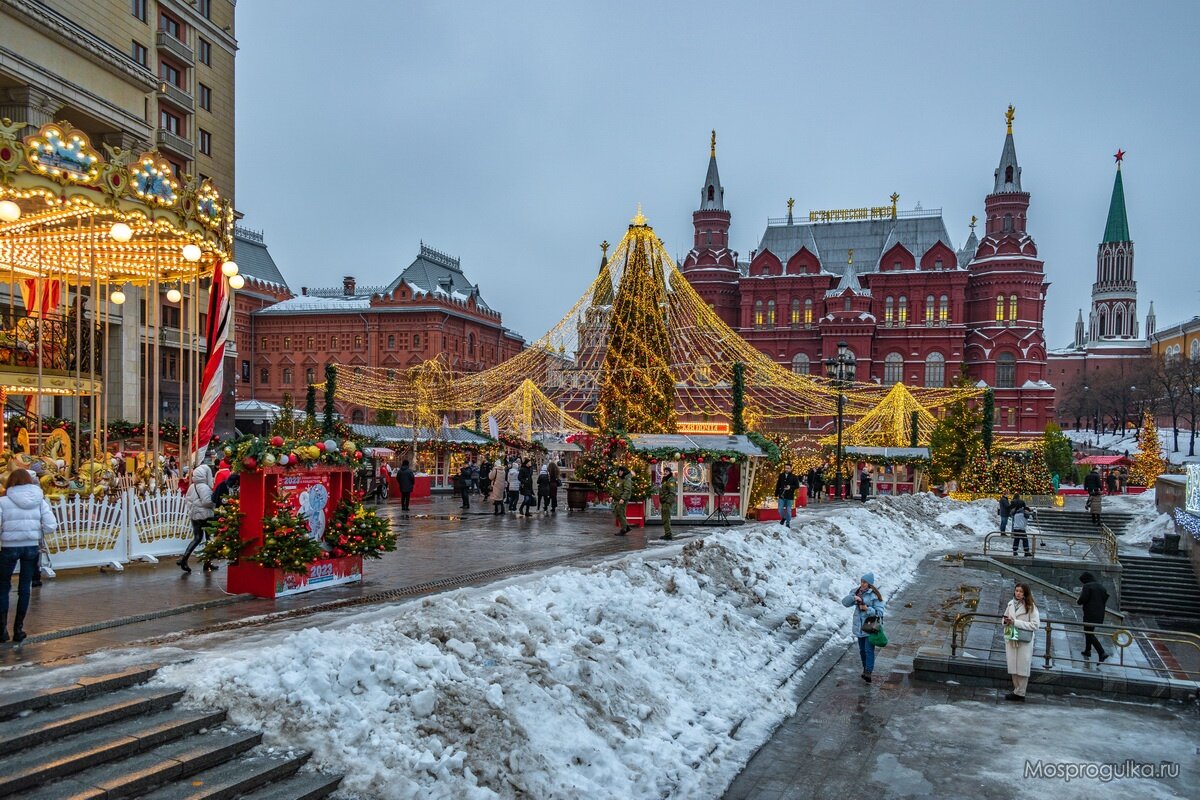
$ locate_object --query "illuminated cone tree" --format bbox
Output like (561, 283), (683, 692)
(1129, 410), (1166, 487)
(596, 210), (677, 433)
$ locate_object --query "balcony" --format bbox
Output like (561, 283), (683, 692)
(157, 81), (194, 112)
(155, 128), (194, 159)
(156, 30), (194, 66)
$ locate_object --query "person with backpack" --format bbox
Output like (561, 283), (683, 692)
(506, 460), (521, 512)
(1010, 495), (1031, 557)
(518, 458), (535, 517)
(179, 463), (216, 573)
(841, 572), (886, 683)
(1077, 572), (1110, 662)
(536, 464), (552, 512)
(0, 469), (57, 643)
(396, 459), (416, 512)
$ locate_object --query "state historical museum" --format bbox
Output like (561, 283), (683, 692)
(680, 115), (1054, 436)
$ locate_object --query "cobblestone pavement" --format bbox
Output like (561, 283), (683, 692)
(1, 494), (672, 666)
(723, 555), (1200, 800)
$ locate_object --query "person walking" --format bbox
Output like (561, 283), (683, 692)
(1077, 572), (1110, 662)
(1105, 470), (1118, 496)
(458, 461), (473, 510)
(488, 459), (507, 515)
(998, 494), (1011, 535)
(774, 465), (800, 528)
(1002, 583), (1041, 701)
(1010, 497), (1031, 557)
(469, 461), (481, 495)
(0, 469), (57, 643)
(179, 463), (216, 574)
(658, 466), (677, 541)
(858, 470), (872, 502)
(518, 459), (535, 517)
(1085, 490), (1102, 527)
(397, 459), (416, 512)
(612, 466), (632, 535)
(1051, 472), (1061, 494)
(1083, 466), (1102, 495)
(841, 572), (886, 683)
(1117, 468), (1128, 494)
(547, 459), (561, 513)
(536, 464), (552, 512)
(506, 460), (520, 511)
(812, 467), (824, 503)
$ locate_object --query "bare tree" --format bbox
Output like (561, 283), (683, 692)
(1151, 354), (1188, 452)
(1173, 354), (1200, 457)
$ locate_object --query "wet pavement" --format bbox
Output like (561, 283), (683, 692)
(723, 554), (1200, 800)
(1, 494), (670, 667)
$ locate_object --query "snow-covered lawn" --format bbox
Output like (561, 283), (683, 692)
(1065, 428), (1200, 465)
(157, 495), (994, 800)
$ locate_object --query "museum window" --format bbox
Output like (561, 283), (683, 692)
(925, 295), (934, 324)
(351, 409), (365, 424)
(804, 298), (813, 326)
(843, 298), (851, 312)
(1007, 407), (1017, 428)
(754, 300), (764, 328)
(790, 299), (800, 327)
(306, 336), (314, 350)
(469, 333), (476, 355)
(934, 259), (943, 270)
(995, 295), (1004, 322)
(996, 353), (1016, 389)
(766, 300), (776, 327)
(898, 296), (908, 326)
(884, 296), (894, 326)
(259, 368), (269, 384)
(924, 352), (945, 388)
(1008, 294), (1018, 323)
(283, 336), (291, 349)
(939, 295), (949, 323)
(282, 368), (292, 385)
(387, 334), (395, 349)
(413, 334), (420, 348)
(791, 353), (810, 375)
(354, 335), (363, 349)
(260, 336), (267, 351)
(883, 353), (904, 386)
(1003, 213), (1013, 233)
(306, 368), (315, 384)
(241, 360), (250, 382)
(330, 335), (338, 349)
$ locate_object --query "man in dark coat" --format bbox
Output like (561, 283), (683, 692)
(547, 460), (561, 513)
(1077, 572), (1110, 662)
(458, 461), (474, 509)
(774, 466), (800, 527)
(1083, 467), (1102, 495)
(1105, 470), (1118, 495)
(397, 459), (416, 512)
(998, 494), (1011, 535)
(858, 471), (871, 502)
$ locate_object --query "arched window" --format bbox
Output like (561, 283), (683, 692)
(884, 296), (894, 325)
(898, 295), (908, 326)
(282, 368), (293, 385)
(996, 352), (1016, 388)
(934, 258), (943, 270)
(1003, 214), (1013, 233)
(754, 300), (764, 328)
(766, 299), (776, 326)
(995, 295), (1004, 321)
(705, 229), (712, 246)
(791, 353), (810, 375)
(804, 298), (813, 326)
(351, 409), (364, 424)
(924, 352), (946, 387)
(939, 295), (949, 323)
(413, 334), (420, 348)
(1191, 339), (1200, 361)
(1098, 310), (1107, 338)
(790, 298), (801, 326)
(925, 295), (935, 324)
(1008, 294), (1018, 323)
(387, 334), (395, 349)
(844, 297), (852, 312)
(305, 367), (315, 385)
(883, 353), (904, 386)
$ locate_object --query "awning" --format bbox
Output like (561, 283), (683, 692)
(1075, 455), (1132, 466)
(844, 446), (930, 460)
(626, 434), (766, 457)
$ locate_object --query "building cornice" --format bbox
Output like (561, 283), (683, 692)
(0, 0), (159, 91)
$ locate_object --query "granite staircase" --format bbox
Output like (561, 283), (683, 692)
(0, 665), (341, 799)
(1030, 508), (1137, 537)
(1119, 555), (1200, 620)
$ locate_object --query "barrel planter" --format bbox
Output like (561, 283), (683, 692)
(566, 481), (592, 512)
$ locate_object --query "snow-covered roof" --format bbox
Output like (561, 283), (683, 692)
(626, 434), (766, 458)
(255, 294), (372, 315)
(351, 424), (490, 445)
(845, 446), (930, 459)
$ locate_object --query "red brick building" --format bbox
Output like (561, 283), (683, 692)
(241, 242), (524, 423)
(680, 120), (1055, 436)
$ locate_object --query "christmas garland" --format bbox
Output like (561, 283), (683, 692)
(1173, 509), (1200, 542)
(225, 433), (367, 472)
(106, 419), (184, 441)
(200, 498), (248, 564)
(324, 495), (396, 559)
(250, 497), (324, 573)
(497, 432), (547, 453)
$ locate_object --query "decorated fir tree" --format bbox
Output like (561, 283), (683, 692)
(251, 497), (323, 574)
(324, 496), (396, 559)
(928, 379), (983, 486)
(1129, 410), (1166, 487)
(200, 498), (247, 565)
(596, 219), (677, 434)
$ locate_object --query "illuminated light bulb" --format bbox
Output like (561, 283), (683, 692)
(0, 200), (20, 222)
(227, 274), (245, 290)
(109, 222), (133, 242)
(221, 260), (239, 277)
(181, 243), (202, 262)
(110, 289), (126, 305)
(166, 288), (182, 303)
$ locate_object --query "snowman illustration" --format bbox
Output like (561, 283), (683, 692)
(297, 483), (329, 545)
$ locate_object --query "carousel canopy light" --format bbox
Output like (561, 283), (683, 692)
(227, 273), (245, 290)
(181, 243), (202, 262)
(109, 222), (133, 242)
(221, 260), (239, 277)
(0, 200), (20, 222)
(110, 289), (126, 305)
(166, 287), (182, 303)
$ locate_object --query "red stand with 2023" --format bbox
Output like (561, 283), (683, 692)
(227, 465), (364, 599)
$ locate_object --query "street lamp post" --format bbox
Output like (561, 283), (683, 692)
(824, 341), (857, 500)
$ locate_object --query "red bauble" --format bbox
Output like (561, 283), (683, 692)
(697, 456), (705, 463)
(354, 451), (362, 459)
(243, 456), (257, 469)
(649, 458), (657, 464)
(270, 435), (285, 447)
(315, 442), (326, 452)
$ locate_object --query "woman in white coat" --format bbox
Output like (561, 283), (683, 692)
(1003, 582), (1041, 701)
(0, 469), (58, 643)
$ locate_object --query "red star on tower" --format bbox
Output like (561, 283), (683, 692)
(1114, 149), (1125, 163)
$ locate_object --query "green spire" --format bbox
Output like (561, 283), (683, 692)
(1102, 163), (1130, 243)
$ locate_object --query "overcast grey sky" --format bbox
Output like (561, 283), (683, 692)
(234, 1), (1199, 349)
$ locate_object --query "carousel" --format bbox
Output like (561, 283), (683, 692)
(0, 118), (238, 570)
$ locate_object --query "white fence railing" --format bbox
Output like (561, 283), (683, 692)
(42, 489), (196, 575)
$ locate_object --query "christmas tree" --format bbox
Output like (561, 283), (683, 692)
(928, 377), (982, 485)
(596, 216), (677, 434)
(1129, 410), (1166, 487)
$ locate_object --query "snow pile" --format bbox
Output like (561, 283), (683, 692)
(1103, 489), (1175, 545)
(157, 497), (979, 800)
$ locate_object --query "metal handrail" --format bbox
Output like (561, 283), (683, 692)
(951, 612), (1200, 683)
(982, 529), (1118, 562)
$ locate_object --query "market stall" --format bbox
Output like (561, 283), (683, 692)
(350, 423), (490, 494)
(627, 434), (767, 524)
(844, 446), (930, 496)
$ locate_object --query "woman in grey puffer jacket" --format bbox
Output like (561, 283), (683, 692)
(0, 469), (57, 643)
(179, 463), (216, 573)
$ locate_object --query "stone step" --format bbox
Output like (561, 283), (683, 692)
(0, 665), (161, 722)
(0, 687), (186, 755)
(0, 707), (226, 796)
(24, 729), (263, 800)
(137, 749), (311, 800)
(237, 770), (344, 800)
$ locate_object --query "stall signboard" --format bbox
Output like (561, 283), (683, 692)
(683, 495), (710, 516)
(278, 473), (331, 542)
(1187, 464), (1200, 515)
(274, 556), (362, 598)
